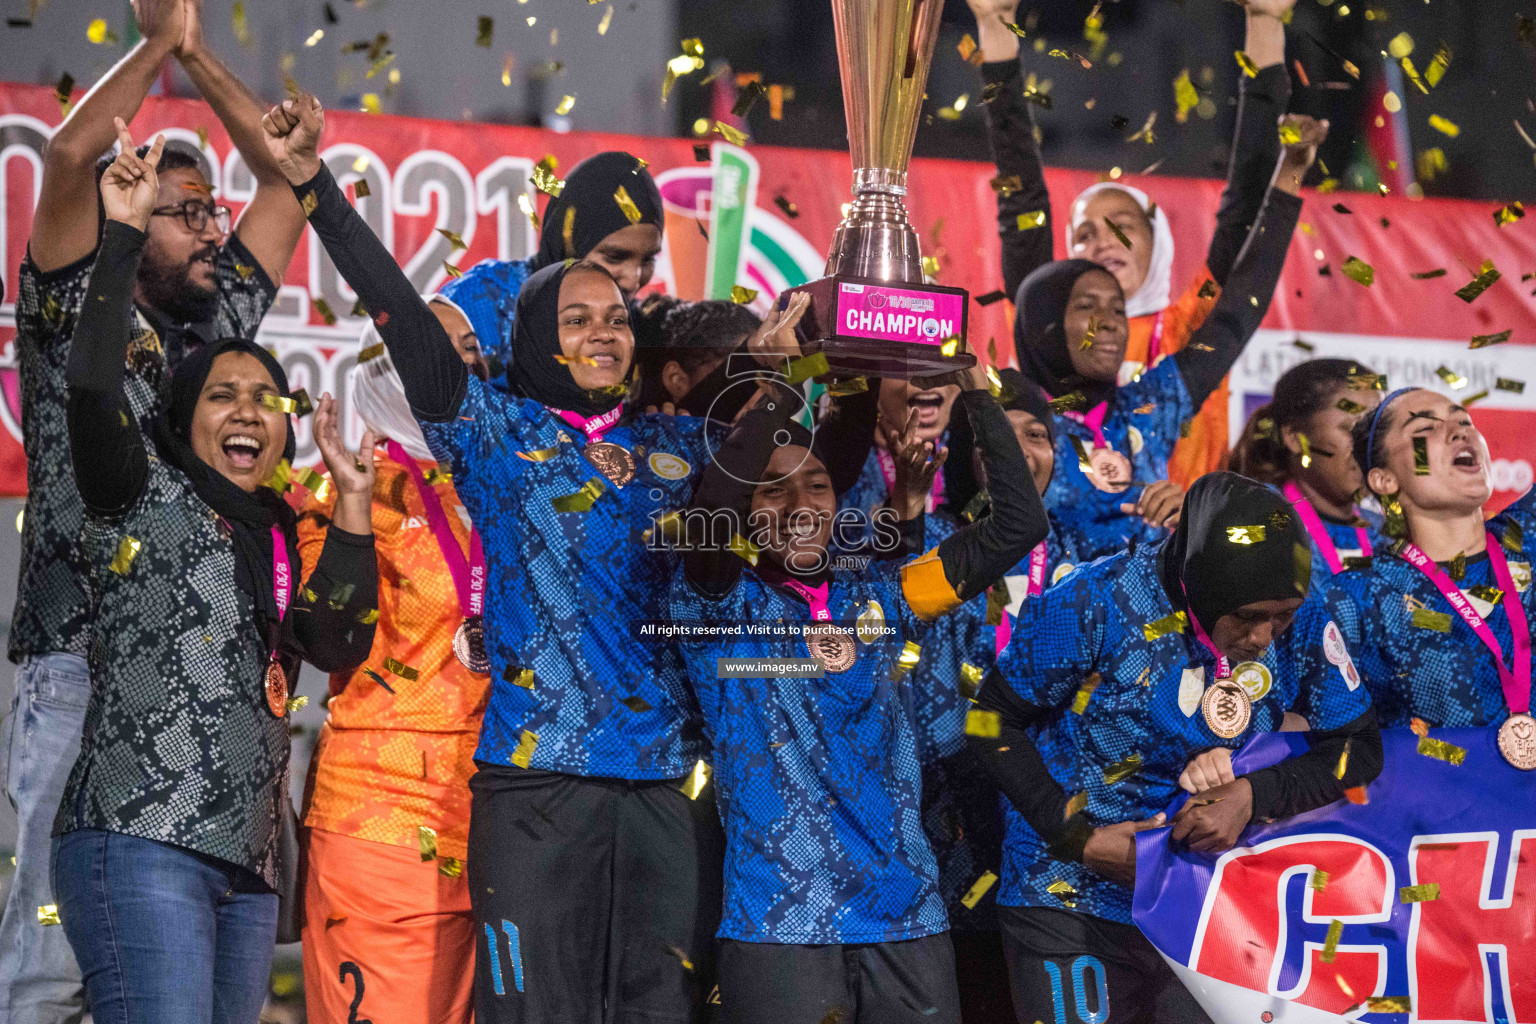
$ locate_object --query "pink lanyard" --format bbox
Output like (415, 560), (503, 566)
(1061, 402), (1110, 449)
(1179, 580), (1230, 680)
(1146, 309), (1167, 367)
(760, 567), (832, 621)
(1283, 481), (1374, 575)
(1400, 536), (1533, 714)
(995, 541), (1049, 656)
(270, 523), (292, 649)
(386, 441), (485, 620)
(554, 404), (624, 443)
(875, 447), (945, 511)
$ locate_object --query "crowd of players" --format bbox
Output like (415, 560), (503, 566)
(0, 0), (1530, 1023)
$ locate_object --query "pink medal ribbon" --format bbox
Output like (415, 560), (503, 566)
(1061, 402), (1110, 449)
(1179, 580), (1230, 680)
(271, 523), (292, 627)
(554, 404), (624, 443)
(1400, 536), (1532, 715)
(875, 447), (945, 512)
(386, 441), (485, 620)
(995, 541), (1049, 656)
(759, 567), (832, 621)
(1283, 481), (1374, 575)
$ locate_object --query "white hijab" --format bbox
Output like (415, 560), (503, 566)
(1066, 182), (1176, 319)
(349, 294), (471, 462)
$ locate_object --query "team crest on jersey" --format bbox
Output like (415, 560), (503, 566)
(1178, 667), (1205, 717)
(648, 452), (692, 481)
(1232, 661), (1272, 701)
(1322, 620), (1361, 690)
(1051, 562), (1076, 585)
(1126, 425), (1145, 456)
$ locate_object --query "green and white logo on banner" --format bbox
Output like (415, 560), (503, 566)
(703, 144), (760, 300)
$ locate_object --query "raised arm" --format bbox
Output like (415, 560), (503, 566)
(1171, 115), (1321, 408)
(1205, 0), (1296, 283)
(970, 0), (1054, 301)
(30, 0), (183, 272)
(176, 0), (305, 285)
(65, 126), (164, 515)
(261, 92), (467, 421)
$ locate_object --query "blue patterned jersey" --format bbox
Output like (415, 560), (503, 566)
(909, 512), (1080, 930)
(437, 257), (532, 383)
(1043, 359), (1194, 562)
(993, 543), (1372, 924)
(1298, 501), (1386, 575)
(421, 378), (725, 778)
(668, 561), (947, 944)
(1325, 489), (1535, 730)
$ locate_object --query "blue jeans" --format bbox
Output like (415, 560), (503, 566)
(0, 653), (89, 1024)
(51, 830), (277, 1024)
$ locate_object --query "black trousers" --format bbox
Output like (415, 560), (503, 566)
(998, 905), (1213, 1024)
(717, 933), (961, 1024)
(953, 929), (1019, 1023)
(467, 764), (724, 1024)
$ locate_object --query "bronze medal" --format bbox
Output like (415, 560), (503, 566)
(1497, 712), (1536, 770)
(453, 616), (492, 674)
(584, 442), (637, 486)
(805, 623), (857, 673)
(1201, 680), (1252, 739)
(265, 660), (289, 718)
(1087, 446), (1133, 494)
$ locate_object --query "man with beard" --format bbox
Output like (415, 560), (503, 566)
(2, 1), (306, 1018)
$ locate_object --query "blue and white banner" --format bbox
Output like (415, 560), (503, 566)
(1134, 729), (1536, 1024)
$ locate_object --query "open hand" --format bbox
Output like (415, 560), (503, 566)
(101, 119), (164, 232)
(262, 91), (326, 186)
(1081, 813), (1166, 887)
(1179, 747), (1235, 794)
(884, 408), (947, 520)
(747, 292), (810, 369)
(313, 393), (375, 497)
(1170, 777), (1254, 853)
(1275, 115), (1330, 194)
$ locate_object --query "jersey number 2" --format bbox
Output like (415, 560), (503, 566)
(339, 962), (372, 1024)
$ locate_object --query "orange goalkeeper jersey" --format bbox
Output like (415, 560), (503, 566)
(297, 451), (491, 861)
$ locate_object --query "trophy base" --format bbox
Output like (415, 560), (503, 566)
(788, 275), (975, 380)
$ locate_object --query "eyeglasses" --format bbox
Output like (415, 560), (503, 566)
(150, 200), (233, 236)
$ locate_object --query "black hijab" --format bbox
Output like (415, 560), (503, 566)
(1158, 472), (1311, 633)
(509, 261), (632, 418)
(151, 337), (299, 630)
(532, 151), (664, 271)
(1013, 258), (1118, 409)
(942, 369), (1056, 516)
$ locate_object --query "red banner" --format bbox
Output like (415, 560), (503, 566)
(2, 82), (1532, 500)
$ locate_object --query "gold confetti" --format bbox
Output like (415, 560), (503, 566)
(555, 94), (576, 116)
(1425, 43), (1451, 87)
(1366, 997), (1412, 1014)
(678, 759), (711, 800)
(1340, 257), (1374, 286)
(1070, 673), (1101, 714)
(965, 709), (1001, 738)
(357, 608), (380, 625)
(36, 905), (59, 926)
(86, 18), (117, 44)
(439, 858), (463, 878)
(1411, 608), (1452, 632)
(1496, 377), (1526, 394)
(314, 297), (337, 325)
(352, 179), (371, 199)
(960, 871), (998, 909)
(1173, 69), (1199, 123)
(510, 729), (539, 768)
(509, 667), (535, 689)
(1234, 50), (1259, 77)
(1310, 870), (1330, 891)
(552, 478), (607, 513)
(286, 695), (309, 713)
(299, 190), (319, 217)
(443, 261), (464, 280)
(712, 121), (747, 146)
(1016, 210), (1046, 231)
(475, 15), (493, 47)
(1495, 202), (1525, 226)
(1388, 31), (1415, 60)
(1102, 752), (1142, 785)
(1435, 366), (1467, 390)
(1336, 398), (1366, 414)
(437, 228), (468, 252)
(730, 285), (758, 304)
(553, 354), (599, 368)
(940, 337), (961, 358)
(1321, 919), (1343, 963)
(532, 161), (564, 198)
(785, 352), (830, 385)
(1400, 883), (1440, 903)
(305, 28), (324, 47)
(109, 536), (141, 576)
(1227, 525), (1265, 545)
(1428, 114), (1460, 137)
(261, 394), (300, 414)
(1046, 880), (1079, 908)
(1065, 791), (1089, 817)
(1278, 120), (1302, 146)
(1141, 611), (1187, 641)
(1416, 734), (1466, 764)
(1334, 740), (1351, 781)
(418, 824), (438, 861)
(622, 695), (652, 713)
(613, 185), (643, 224)
(516, 193), (540, 231)
(232, 0), (250, 46)
(921, 255), (940, 278)
(383, 658), (420, 681)
(561, 206), (577, 257)
(958, 662), (984, 699)
(1470, 329), (1512, 349)
(361, 93), (381, 114)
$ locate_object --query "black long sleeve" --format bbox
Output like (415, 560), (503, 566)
(982, 59), (1055, 302)
(811, 383), (879, 499)
(1206, 64), (1292, 284)
(293, 165), (466, 421)
(292, 524), (379, 673)
(969, 669), (1096, 861)
(934, 389), (1048, 602)
(682, 381), (801, 597)
(1172, 188), (1302, 408)
(1245, 707), (1382, 822)
(66, 220), (150, 517)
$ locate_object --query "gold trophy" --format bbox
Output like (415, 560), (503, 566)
(789, 0), (975, 379)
